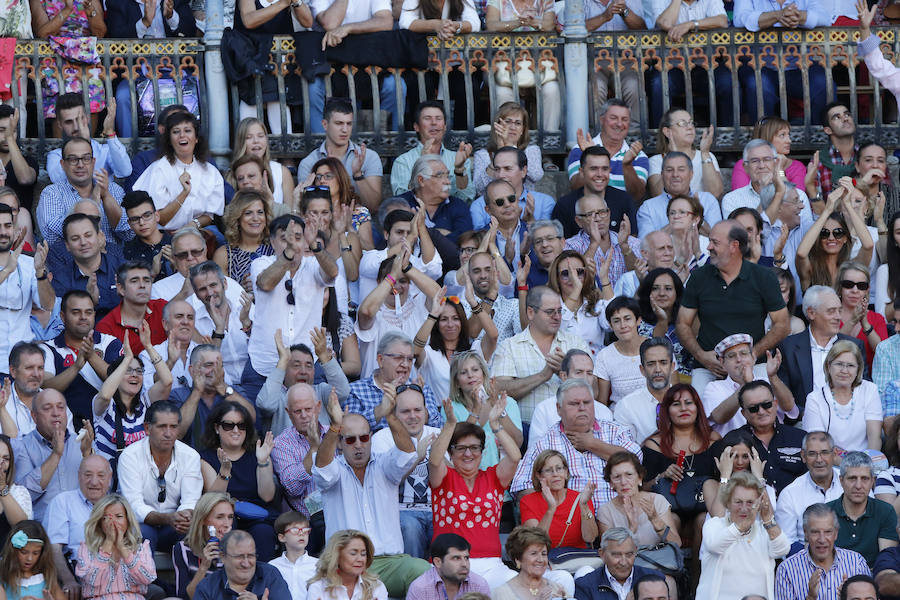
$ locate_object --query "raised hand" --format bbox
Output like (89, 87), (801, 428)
(33, 240), (48, 276)
(523, 193), (535, 223)
(442, 397), (457, 425)
(805, 151), (820, 189)
(455, 142), (473, 170)
(540, 477), (559, 510)
(576, 128), (595, 151)
(256, 431), (275, 463)
(749, 447), (767, 481)
(714, 446), (734, 480)
(0, 378), (9, 409)
(858, 0), (876, 38)
(699, 125), (714, 155)
(765, 349), (782, 378)
(102, 98), (116, 136)
(517, 253), (531, 286)
(79, 420), (94, 456)
(86, 272), (100, 305)
(216, 447), (233, 477)
(179, 169), (192, 195)
(325, 387), (345, 427)
(623, 140), (643, 165)
(309, 327), (329, 361)
(577, 482), (596, 507)
(137, 320), (153, 354)
(351, 143), (367, 179)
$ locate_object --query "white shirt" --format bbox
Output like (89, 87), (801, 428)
(636, 190), (723, 239)
(809, 330), (837, 393)
(613, 386), (661, 444)
(140, 339), (198, 392)
(721, 184), (812, 223)
(371, 425), (441, 509)
(419, 343), (482, 403)
(150, 271), (244, 303)
(309, 0), (391, 25)
(117, 437), (203, 522)
(644, 0), (725, 28)
(648, 151), (721, 195)
(613, 271), (640, 299)
(248, 255), (334, 375)
(399, 0), (480, 30)
(605, 567), (633, 600)
(134, 0), (181, 37)
(192, 289), (251, 385)
(528, 396), (614, 452)
(761, 209), (814, 305)
(269, 552), (318, 600)
(0, 254), (42, 372)
(560, 300), (609, 359)
(802, 382), (883, 453)
(312, 447), (418, 555)
(702, 370), (798, 436)
(355, 294), (430, 379)
(585, 0), (644, 29)
(593, 344), (644, 407)
(357, 248), (442, 305)
(774, 468), (842, 545)
(306, 578), (388, 600)
(133, 157), (225, 231)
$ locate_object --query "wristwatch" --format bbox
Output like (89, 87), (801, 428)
(224, 386), (234, 397)
(621, 7), (629, 17)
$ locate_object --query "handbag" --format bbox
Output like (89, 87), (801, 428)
(651, 476), (707, 514)
(547, 500), (604, 574)
(636, 533), (684, 577)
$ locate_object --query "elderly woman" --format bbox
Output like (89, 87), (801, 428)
(306, 530), (387, 600)
(648, 108), (722, 199)
(212, 189), (274, 290)
(519, 450), (598, 549)
(802, 340), (883, 452)
(493, 527), (567, 600)
(695, 471), (789, 600)
(172, 492), (234, 599)
(835, 261), (888, 370)
(472, 103), (544, 196)
(598, 451), (680, 547)
(548, 250), (612, 358)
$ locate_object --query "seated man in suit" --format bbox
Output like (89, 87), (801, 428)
(778, 285), (867, 413)
(574, 527), (664, 600)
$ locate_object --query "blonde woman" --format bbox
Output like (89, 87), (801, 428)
(228, 117), (295, 206)
(213, 189), (275, 291)
(76, 494), (156, 600)
(172, 492), (235, 599)
(306, 530), (387, 600)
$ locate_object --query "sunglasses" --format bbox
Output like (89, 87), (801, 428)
(840, 280), (869, 291)
(819, 228), (846, 240)
(157, 475), (167, 504)
(219, 421), (249, 431)
(285, 279), (295, 305)
(560, 267), (585, 280)
(174, 248), (206, 260)
(397, 383), (423, 394)
(746, 400), (774, 413)
(342, 433), (371, 444)
(492, 194), (518, 207)
(304, 185), (331, 193)
(444, 296), (460, 305)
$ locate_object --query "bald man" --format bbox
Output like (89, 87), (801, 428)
(12, 389), (94, 521)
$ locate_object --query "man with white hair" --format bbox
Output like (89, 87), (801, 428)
(778, 286), (867, 412)
(140, 300), (197, 392)
(574, 527), (665, 600)
(722, 139), (812, 217)
(403, 154), (472, 245)
(758, 178), (814, 297)
(613, 229), (681, 298)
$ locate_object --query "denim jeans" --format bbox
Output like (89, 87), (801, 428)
(399, 509), (433, 559)
(307, 73), (406, 133)
(739, 65), (832, 125)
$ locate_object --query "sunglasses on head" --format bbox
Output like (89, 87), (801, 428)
(285, 279), (295, 305)
(396, 383), (423, 394)
(746, 400), (774, 413)
(444, 296), (460, 305)
(342, 433), (371, 444)
(819, 228), (846, 240)
(219, 420), (249, 431)
(492, 194), (518, 207)
(840, 279), (869, 291)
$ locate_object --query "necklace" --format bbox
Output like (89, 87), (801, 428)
(683, 453), (696, 478)
(830, 390), (856, 421)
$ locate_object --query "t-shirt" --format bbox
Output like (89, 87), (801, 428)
(432, 466), (505, 558)
(520, 488), (594, 549)
(92, 391), (150, 464)
(802, 381), (883, 453)
(593, 343), (644, 406)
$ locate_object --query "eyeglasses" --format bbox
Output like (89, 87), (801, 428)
(314, 172), (335, 182)
(225, 553), (257, 562)
(819, 228), (846, 240)
(668, 209), (694, 217)
(428, 170), (451, 180)
(831, 361), (859, 372)
(560, 268), (585, 280)
(533, 235), (561, 246)
(64, 154), (93, 165)
(745, 400), (774, 413)
(673, 119), (695, 128)
(156, 475), (167, 504)
(219, 421), (249, 431)
(285, 279), (295, 305)
(492, 195), (518, 207)
(305, 185), (331, 193)
(342, 433), (371, 444)
(500, 118), (524, 128)
(577, 208), (610, 220)
(450, 444), (483, 455)
(397, 383), (423, 394)
(840, 279), (869, 291)
(383, 353), (414, 364)
(539, 465), (567, 475)
(284, 526), (311, 536)
(124, 367), (144, 375)
(126, 210), (155, 225)
(460, 246), (478, 255)
(746, 157), (775, 166)
(804, 450), (833, 459)
(539, 308), (563, 316)
(173, 248), (206, 260)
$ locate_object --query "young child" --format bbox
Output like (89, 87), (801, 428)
(269, 511), (318, 600)
(0, 520), (64, 600)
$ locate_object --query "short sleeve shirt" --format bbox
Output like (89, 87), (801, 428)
(432, 466), (505, 558)
(309, 0), (391, 24)
(829, 496), (899, 566)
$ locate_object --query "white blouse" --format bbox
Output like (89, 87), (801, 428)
(133, 156), (225, 230)
(560, 299), (609, 360)
(802, 381), (883, 453)
(399, 0), (481, 31)
(306, 577), (388, 600)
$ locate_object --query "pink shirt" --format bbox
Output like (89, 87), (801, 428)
(76, 540), (157, 600)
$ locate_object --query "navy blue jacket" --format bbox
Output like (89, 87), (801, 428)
(777, 329), (868, 410)
(574, 565), (665, 600)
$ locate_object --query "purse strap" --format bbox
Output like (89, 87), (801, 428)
(555, 497), (581, 548)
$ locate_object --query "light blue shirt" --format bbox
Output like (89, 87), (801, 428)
(43, 488), (95, 557)
(46, 137), (132, 185)
(470, 189), (555, 231)
(12, 429), (82, 522)
(0, 254), (42, 373)
(390, 141), (475, 200)
(733, 0), (821, 32)
(636, 190), (723, 239)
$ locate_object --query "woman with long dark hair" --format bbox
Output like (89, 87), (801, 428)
(321, 287), (362, 380)
(637, 267), (690, 376)
(548, 249), (611, 358)
(310, 157), (374, 251)
(399, 0), (480, 38)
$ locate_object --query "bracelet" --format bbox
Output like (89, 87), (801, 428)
(312, 242), (323, 253)
(257, 461), (271, 468)
(36, 271), (48, 281)
(341, 245), (353, 252)
(402, 263), (413, 273)
(413, 338), (427, 348)
(763, 519), (777, 530)
(720, 477), (728, 484)
(491, 424), (503, 433)
(427, 314), (439, 321)
(218, 472), (231, 481)
(599, 281), (610, 288)
(211, 331), (226, 340)
(151, 355), (163, 365)
(864, 326), (874, 335)
(454, 168), (465, 176)
(192, 218), (203, 230)
(352, 173), (365, 181)
(385, 274), (396, 286)
(517, 285), (528, 292)
(282, 249), (295, 262)
(471, 303), (484, 315)
(328, 424), (341, 434)
(879, 230), (889, 235)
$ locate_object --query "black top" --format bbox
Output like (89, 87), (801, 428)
(199, 449), (273, 510)
(641, 444), (718, 480)
(234, 0), (294, 35)
(124, 230), (175, 280)
(4, 155), (38, 211)
(551, 186), (638, 239)
(714, 422), (808, 495)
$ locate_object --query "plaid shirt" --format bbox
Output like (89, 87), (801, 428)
(564, 230), (642, 290)
(884, 380), (900, 419)
(345, 375), (443, 432)
(874, 335), (900, 394)
(407, 566), (491, 600)
(271, 424), (328, 515)
(510, 420), (640, 507)
(816, 142), (858, 199)
(775, 547), (870, 600)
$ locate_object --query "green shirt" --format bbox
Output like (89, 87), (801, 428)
(828, 495), (899, 567)
(681, 259), (786, 353)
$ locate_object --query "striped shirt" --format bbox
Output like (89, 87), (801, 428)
(92, 391), (150, 464)
(564, 230), (643, 290)
(774, 547), (870, 600)
(874, 335), (900, 395)
(566, 139), (650, 191)
(271, 424), (328, 515)
(875, 466), (900, 498)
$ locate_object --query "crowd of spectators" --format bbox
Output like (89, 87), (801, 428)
(4, 1), (900, 600)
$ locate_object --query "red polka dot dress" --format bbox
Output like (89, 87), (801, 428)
(431, 465), (505, 558)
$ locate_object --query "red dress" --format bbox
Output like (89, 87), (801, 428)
(432, 465), (505, 558)
(840, 311), (888, 372)
(520, 489), (594, 548)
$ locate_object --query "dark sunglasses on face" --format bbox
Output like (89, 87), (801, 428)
(840, 279), (870, 291)
(305, 185), (331, 193)
(492, 195), (518, 207)
(819, 228), (846, 240)
(219, 421), (249, 431)
(746, 400), (774, 413)
(285, 279), (295, 305)
(342, 433), (371, 444)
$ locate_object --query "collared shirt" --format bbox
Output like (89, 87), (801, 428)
(297, 139), (383, 194)
(566, 138), (650, 189)
(703, 372), (798, 436)
(312, 447), (419, 555)
(406, 565), (492, 600)
(761, 209), (814, 301)
(636, 190), (723, 238)
(461, 294), (522, 344)
(133, 157), (225, 231)
(43, 488), (94, 556)
(42, 330), (123, 422)
(717, 422), (807, 495)
(135, 0), (181, 37)
(193, 563), (291, 600)
(391, 141), (476, 200)
(1, 385), (75, 439)
(123, 230), (175, 279)
(875, 547), (900, 600)
(644, 0), (724, 28)
(307, 577), (388, 600)
(37, 180), (130, 247)
(271, 424), (329, 515)
(775, 469), (843, 544)
(0, 253), (42, 372)
(346, 375), (442, 432)
(492, 327), (591, 421)
(733, 0), (821, 31)
(257, 359), (351, 438)
(191, 291), (250, 386)
(585, 0), (644, 28)
(613, 387), (660, 444)
(680, 259), (786, 353)
(828, 495), (899, 566)
(46, 138), (132, 186)
(565, 230), (643, 290)
(50, 252), (125, 317)
(470, 188), (555, 231)
(268, 552), (318, 600)
(140, 339), (198, 392)
(775, 546), (871, 600)
(95, 299), (169, 355)
(529, 397), (613, 452)
(117, 437), (202, 522)
(511, 419), (641, 506)
(722, 183), (813, 223)
(354, 293), (431, 379)
(810, 330), (838, 392)
(12, 428), (82, 521)
(248, 255), (335, 375)
(873, 334), (900, 395)
(606, 567), (633, 600)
